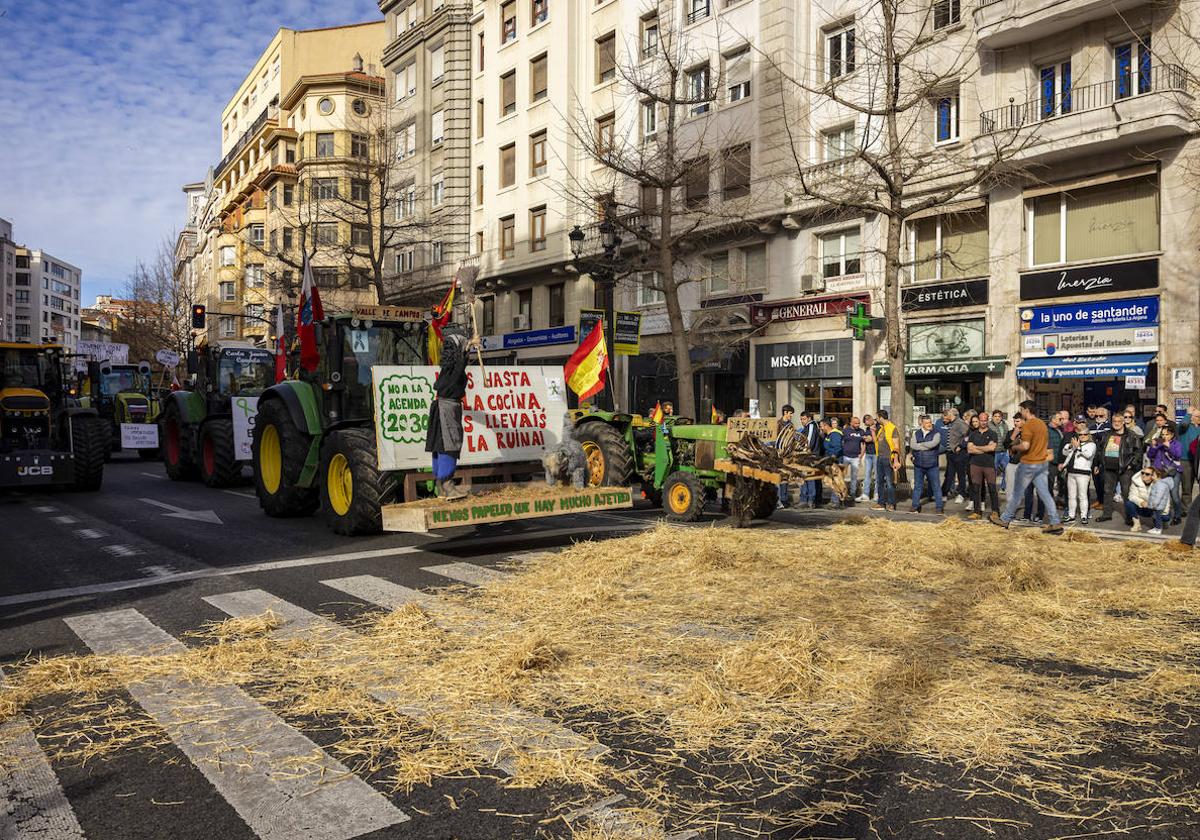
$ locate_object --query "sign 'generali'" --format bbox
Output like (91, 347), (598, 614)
(749, 294), (868, 326)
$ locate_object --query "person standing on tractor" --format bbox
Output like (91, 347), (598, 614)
(425, 323), (479, 500)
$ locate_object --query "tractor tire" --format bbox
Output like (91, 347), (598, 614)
(662, 470), (705, 523)
(69, 416), (107, 492)
(751, 480), (778, 520)
(161, 403), (198, 481)
(253, 398), (319, 517)
(199, 419), (240, 488)
(575, 420), (634, 487)
(319, 429), (398, 536)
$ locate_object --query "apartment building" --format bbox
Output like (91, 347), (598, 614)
(0, 219), (14, 343)
(379, 0), (474, 306)
(188, 22), (385, 347)
(11, 242), (82, 349)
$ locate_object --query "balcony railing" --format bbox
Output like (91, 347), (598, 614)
(686, 2), (711, 24)
(980, 63), (1188, 134)
(215, 106), (273, 178)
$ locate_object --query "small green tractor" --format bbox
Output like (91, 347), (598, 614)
(0, 342), (107, 491)
(79, 360), (161, 459)
(160, 341), (276, 487)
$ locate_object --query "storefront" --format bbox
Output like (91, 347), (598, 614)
(754, 337), (856, 423)
(1015, 261), (1160, 417)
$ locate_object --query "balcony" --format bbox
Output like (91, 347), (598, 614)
(975, 64), (1191, 162)
(685, 2), (711, 25)
(974, 0), (1147, 49)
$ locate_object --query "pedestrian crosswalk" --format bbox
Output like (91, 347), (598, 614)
(1, 557), (695, 840)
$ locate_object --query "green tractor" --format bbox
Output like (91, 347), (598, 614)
(569, 409), (778, 523)
(159, 341), (276, 487)
(251, 308), (426, 535)
(79, 360), (161, 460)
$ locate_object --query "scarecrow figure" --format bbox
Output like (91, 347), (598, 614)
(542, 413), (588, 489)
(425, 323), (478, 500)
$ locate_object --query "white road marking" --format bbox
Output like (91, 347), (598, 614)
(320, 575), (433, 609)
(142, 565), (179, 578)
(0, 672), (86, 839)
(52, 515), (79, 525)
(423, 562), (509, 586)
(31, 506), (57, 514)
(221, 489), (256, 499)
(75, 529), (104, 540)
(203, 589), (608, 776)
(0, 546), (422, 608)
(64, 609), (408, 839)
(139, 472), (165, 479)
(101, 544), (141, 558)
(139, 498), (223, 525)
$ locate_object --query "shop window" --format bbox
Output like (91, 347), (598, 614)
(821, 229), (861, 278)
(1027, 174), (1158, 267)
(756, 382), (777, 419)
(912, 210), (987, 281)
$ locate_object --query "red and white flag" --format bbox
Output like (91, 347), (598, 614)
(297, 256), (324, 372)
(274, 302), (287, 383)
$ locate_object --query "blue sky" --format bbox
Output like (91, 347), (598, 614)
(0, 0), (381, 304)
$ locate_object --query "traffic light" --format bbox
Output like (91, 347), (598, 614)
(191, 304), (206, 329)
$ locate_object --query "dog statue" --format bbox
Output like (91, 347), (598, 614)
(542, 413), (588, 489)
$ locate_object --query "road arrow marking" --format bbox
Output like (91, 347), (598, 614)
(138, 497), (223, 525)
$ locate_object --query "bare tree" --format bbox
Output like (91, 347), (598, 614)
(559, 10), (761, 417)
(117, 234), (196, 363)
(764, 0), (1038, 433)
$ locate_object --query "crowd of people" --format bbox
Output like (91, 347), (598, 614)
(772, 400), (1200, 538)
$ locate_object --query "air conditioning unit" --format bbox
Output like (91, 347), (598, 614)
(800, 273), (825, 293)
(512, 313), (530, 331)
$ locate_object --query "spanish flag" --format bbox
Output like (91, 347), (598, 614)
(426, 282), (456, 364)
(650, 401), (664, 424)
(711, 405), (720, 423)
(565, 320), (608, 402)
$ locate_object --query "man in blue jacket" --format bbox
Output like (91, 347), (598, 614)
(841, 416), (866, 502)
(910, 414), (943, 514)
(820, 419), (844, 507)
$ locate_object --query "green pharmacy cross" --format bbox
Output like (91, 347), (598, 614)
(846, 302), (885, 340)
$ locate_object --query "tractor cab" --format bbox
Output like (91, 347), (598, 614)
(82, 361), (157, 425)
(311, 305), (427, 426)
(0, 343), (65, 452)
(192, 342), (275, 412)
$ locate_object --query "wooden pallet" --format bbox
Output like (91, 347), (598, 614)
(381, 484), (635, 533)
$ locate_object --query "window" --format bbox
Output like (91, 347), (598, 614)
(821, 229), (862, 278)
(396, 124), (416, 160)
(1039, 61), (1072, 118)
(351, 179), (369, 202)
(220, 316), (235, 338)
(823, 125), (856, 161)
(477, 31), (486, 71)
(726, 48), (751, 102)
(688, 65), (710, 115)
(640, 184), (659, 212)
(1115, 36), (1152, 99)
(475, 231), (485, 255)
(476, 99), (485, 137)
(501, 71), (516, 115)
(530, 131), (547, 176)
(283, 227), (293, 250)
(744, 244), (767, 287)
(476, 165), (485, 205)
(220, 281), (235, 302)
(482, 296), (495, 335)
(826, 24), (855, 80)
(314, 267), (339, 288)
(246, 264), (264, 287)
(708, 252), (729, 293)
(269, 186), (278, 209)
(500, 216), (516, 258)
(430, 44), (445, 81)
(933, 0), (960, 30)
(351, 133), (368, 159)
(316, 223), (338, 245)
(431, 110), (445, 144)
(313, 178), (338, 199)
(431, 240), (444, 264)
(1028, 174), (1157, 266)
(641, 101), (657, 138)
(351, 224), (371, 247)
(517, 289), (532, 326)
(722, 144), (751, 200)
(501, 1), (517, 42)
(248, 223), (264, 245)
(396, 185), (416, 220)
(596, 114), (615, 156)
(316, 133), (335, 158)
(269, 228), (278, 252)
(641, 16), (659, 58)
(220, 245), (236, 266)
(395, 62), (416, 100)
(934, 92), (959, 143)
(15, 289), (28, 303)
(245, 303), (264, 321)
(350, 269), (370, 289)
(283, 184), (294, 206)
(912, 213), (979, 280)
(530, 206), (547, 251)
(687, 0), (710, 24)
(431, 173), (445, 207)
(548, 283), (564, 326)
(530, 54), (548, 101)
(500, 144), (516, 187)
(685, 156), (709, 208)
(596, 33), (616, 83)
(532, 0), (548, 26)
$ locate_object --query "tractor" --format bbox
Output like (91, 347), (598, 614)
(159, 340), (276, 487)
(0, 343), (107, 491)
(251, 307), (427, 535)
(79, 360), (161, 459)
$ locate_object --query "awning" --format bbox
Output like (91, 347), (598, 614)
(1015, 352), (1155, 380)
